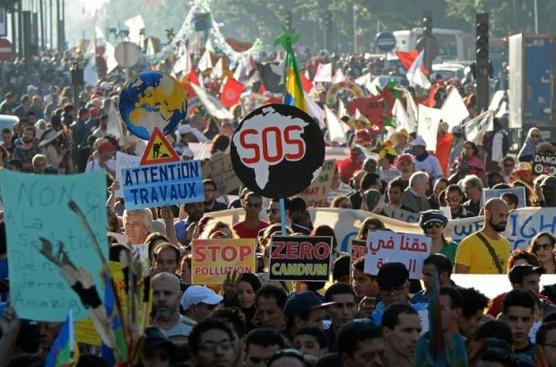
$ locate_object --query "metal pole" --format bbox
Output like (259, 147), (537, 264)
(534, 0), (538, 33)
(353, 5), (357, 53)
(17, 0), (23, 58)
(39, 0), (44, 50)
(49, 0), (52, 49)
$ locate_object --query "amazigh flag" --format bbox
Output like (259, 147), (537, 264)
(274, 29), (306, 112)
(101, 270), (128, 365)
(45, 309), (78, 367)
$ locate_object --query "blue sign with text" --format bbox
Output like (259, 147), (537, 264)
(376, 32), (397, 52)
(121, 160), (204, 209)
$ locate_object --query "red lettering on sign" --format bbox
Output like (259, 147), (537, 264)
(238, 125), (305, 165)
(271, 242), (286, 259)
(314, 242), (330, 260)
(284, 125), (305, 160)
(299, 242), (313, 259)
(286, 242), (299, 259)
(239, 246), (252, 261)
(239, 129), (259, 164)
(221, 246), (237, 262)
(262, 127), (283, 163)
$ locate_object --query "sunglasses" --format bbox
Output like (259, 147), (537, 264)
(535, 243), (554, 251)
(426, 223), (444, 230)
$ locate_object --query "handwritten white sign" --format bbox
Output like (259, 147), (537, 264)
(364, 230), (431, 279)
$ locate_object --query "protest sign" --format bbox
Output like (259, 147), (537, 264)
(191, 239), (256, 284)
(350, 239), (367, 261)
(378, 206), (419, 223)
(208, 207), (556, 254)
(76, 319), (101, 346)
(364, 230), (431, 278)
(201, 151), (242, 196)
(121, 160), (204, 210)
(231, 104), (325, 198)
(140, 127), (180, 165)
(116, 151), (141, 197)
(269, 236), (332, 281)
(483, 186), (527, 208)
(0, 170), (107, 321)
(533, 153), (556, 176)
(299, 159), (335, 207)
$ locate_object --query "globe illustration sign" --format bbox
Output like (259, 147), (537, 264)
(119, 71), (188, 140)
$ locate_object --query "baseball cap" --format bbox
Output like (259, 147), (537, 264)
(419, 210), (448, 230)
(409, 136), (427, 147)
(509, 265), (544, 285)
(283, 291), (335, 318)
(377, 262), (409, 289)
(181, 285), (223, 311)
(97, 141), (115, 154)
(143, 326), (178, 355)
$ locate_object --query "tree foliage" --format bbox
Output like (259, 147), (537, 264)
(99, 0), (556, 51)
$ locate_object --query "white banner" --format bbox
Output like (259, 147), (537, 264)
(417, 104), (442, 151)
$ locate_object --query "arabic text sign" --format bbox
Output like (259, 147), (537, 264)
(364, 230), (431, 279)
(269, 236), (332, 282)
(121, 160), (204, 209)
(191, 239), (256, 284)
(299, 159), (335, 207)
(0, 170), (108, 321)
(201, 152), (242, 196)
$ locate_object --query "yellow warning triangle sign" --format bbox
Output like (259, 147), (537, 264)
(140, 127), (180, 165)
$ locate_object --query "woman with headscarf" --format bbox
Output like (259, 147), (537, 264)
(517, 127), (542, 162)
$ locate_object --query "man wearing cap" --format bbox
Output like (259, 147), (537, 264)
(487, 265), (556, 318)
(85, 140), (116, 179)
(540, 176), (556, 207)
(410, 135), (443, 180)
(455, 198), (511, 274)
(182, 285), (223, 322)
(371, 262), (428, 326)
(401, 172), (431, 214)
(152, 272), (196, 342)
(283, 291), (334, 342)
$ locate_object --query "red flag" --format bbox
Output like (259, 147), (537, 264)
(396, 50), (426, 73)
(425, 82), (440, 107)
(299, 71), (314, 94)
(220, 77), (245, 109)
(181, 69), (200, 97)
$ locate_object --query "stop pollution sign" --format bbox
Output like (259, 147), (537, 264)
(230, 104), (325, 199)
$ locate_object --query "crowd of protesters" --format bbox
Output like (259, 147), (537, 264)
(0, 38), (555, 367)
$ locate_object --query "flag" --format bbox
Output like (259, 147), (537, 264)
(464, 110), (493, 145)
(324, 105), (347, 144)
(172, 46), (191, 77)
(305, 93), (326, 129)
(392, 99), (411, 132)
(332, 68), (346, 84)
(417, 104), (442, 152)
(274, 29), (306, 111)
(181, 69), (200, 97)
(83, 57), (98, 87)
(396, 50), (422, 71)
(198, 49), (213, 72)
(313, 62), (332, 83)
(191, 83), (234, 120)
(441, 87), (469, 129)
(407, 50), (431, 89)
(220, 77), (245, 109)
(45, 309), (78, 367)
(124, 15), (145, 45)
(212, 58), (223, 79)
(299, 71), (314, 94)
(355, 73), (373, 93)
(256, 61), (284, 93)
(404, 90), (419, 132)
(424, 82), (440, 107)
(101, 270), (128, 365)
(104, 41), (118, 74)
